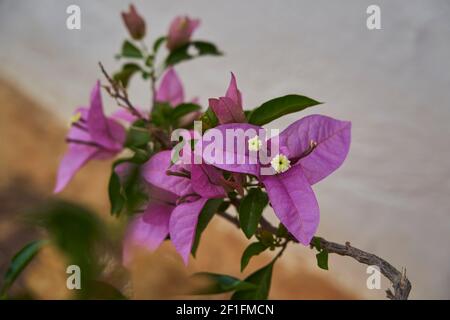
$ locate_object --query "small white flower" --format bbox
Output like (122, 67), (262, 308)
(248, 135), (262, 152)
(270, 154), (291, 174)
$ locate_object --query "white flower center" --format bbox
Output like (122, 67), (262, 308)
(270, 154), (291, 173)
(248, 135), (262, 152)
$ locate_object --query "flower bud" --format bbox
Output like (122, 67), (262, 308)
(121, 4), (146, 40)
(167, 16), (200, 51)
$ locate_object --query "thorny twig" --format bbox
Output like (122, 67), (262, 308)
(216, 210), (412, 300)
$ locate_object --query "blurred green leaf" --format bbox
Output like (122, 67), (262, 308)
(232, 260), (275, 300)
(121, 40), (143, 59)
(165, 41), (222, 66)
(192, 41), (222, 56)
(191, 199), (222, 257)
(192, 272), (256, 295)
(113, 63), (141, 88)
(125, 119), (151, 148)
(151, 102), (173, 128)
(87, 280), (127, 300)
(248, 94), (322, 126)
(171, 103), (201, 122)
(200, 107), (219, 130)
(153, 36), (167, 53)
(108, 171), (125, 216)
(30, 200), (104, 297)
(239, 188), (268, 239)
(0, 240), (48, 297)
(240, 242), (268, 272)
(144, 55), (154, 67)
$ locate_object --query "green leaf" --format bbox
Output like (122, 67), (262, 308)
(316, 250), (329, 270)
(151, 102), (173, 128)
(113, 63), (141, 88)
(121, 40), (143, 59)
(125, 119), (151, 148)
(200, 107), (219, 130)
(232, 260), (275, 300)
(192, 272), (256, 295)
(248, 94), (322, 126)
(108, 171), (125, 216)
(0, 240), (48, 297)
(165, 43), (191, 66)
(191, 199), (222, 257)
(239, 188), (269, 239)
(171, 103), (201, 122)
(28, 200), (104, 297)
(145, 55), (154, 67)
(153, 36), (167, 53)
(240, 242), (268, 272)
(192, 41), (222, 56)
(165, 41), (222, 66)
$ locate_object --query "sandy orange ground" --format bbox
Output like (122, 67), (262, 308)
(0, 78), (356, 299)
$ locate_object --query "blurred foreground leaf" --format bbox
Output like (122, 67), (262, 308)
(0, 239), (48, 298)
(191, 272), (256, 295)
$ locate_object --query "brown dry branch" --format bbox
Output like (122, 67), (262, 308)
(217, 211), (412, 300)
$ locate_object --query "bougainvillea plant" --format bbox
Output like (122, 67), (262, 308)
(0, 4), (411, 300)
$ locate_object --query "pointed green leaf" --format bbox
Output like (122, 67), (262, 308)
(240, 242), (268, 272)
(165, 41), (222, 66)
(153, 36), (167, 53)
(171, 103), (201, 123)
(192, 41), (222, 56)
(239, 188), (269, 239)
(0, 239), (48, 297)
(232, 260), (275, 300)
(113, 63), (141, 88)
(248, 94), (322, 126)
(121, 40), (143, 59)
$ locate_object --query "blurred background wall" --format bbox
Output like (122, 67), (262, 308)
(1, 0), (450, 299)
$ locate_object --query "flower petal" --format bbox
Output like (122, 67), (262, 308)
(156, 67), (184, 106)
(225, 72), (243, 108)
(169, 197), (208, 265)
(87, 81), (114, 146)
(142, 150), (193, 196)
(111, 107), (147, 124)
(123, 202), (173, 265)
(199, 123), (262, 176)
(278, 115), (351, 185)
(191, 164), (226, 198)
(209, 97), (246, 124)
(261, 165), (319, 245)
(54, 144), (98, 193)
